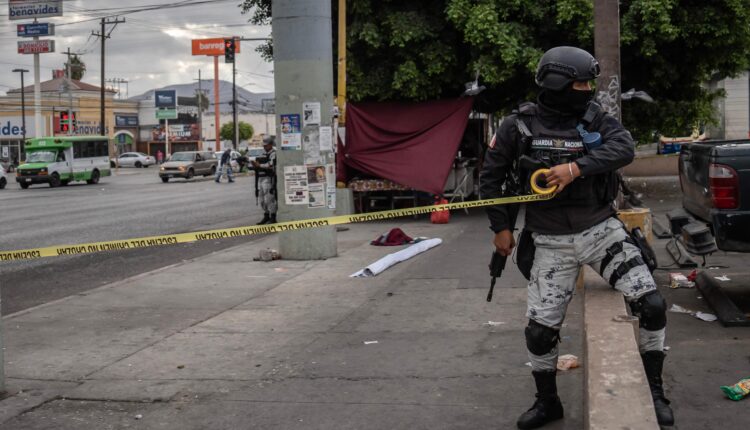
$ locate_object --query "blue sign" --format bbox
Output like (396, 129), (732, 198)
(155, 90), (177, 109)
(17, 23), (55, 37)
(115, 114), (138, 127)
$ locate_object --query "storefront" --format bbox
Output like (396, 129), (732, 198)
(114, 113), (139, 153)
(0, 115), (36, 167)
(147, 122), (201, 156)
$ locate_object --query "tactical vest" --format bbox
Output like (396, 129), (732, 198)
(515, 102), (618, 206)
(256, 149), (276, 178)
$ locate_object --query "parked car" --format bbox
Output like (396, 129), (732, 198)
(0, 163), (7, 189)
(159, 151), (217, 182)
(679, 140), (750, 251)
(214, 150), (241, 172)
(115, 152), (156, 168)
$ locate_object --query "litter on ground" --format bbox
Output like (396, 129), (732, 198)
(557, 354), (579, 370)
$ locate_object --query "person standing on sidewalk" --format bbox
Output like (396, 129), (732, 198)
(252, 136), (277, 224)
(480, 46), (673, 429)
(216, 147), (235, 183)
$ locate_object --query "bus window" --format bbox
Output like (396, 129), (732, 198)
(96, 141), (109, 157)
(56, 151), (65, 162)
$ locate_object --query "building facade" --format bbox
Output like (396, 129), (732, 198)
(0, 77), (138, 164)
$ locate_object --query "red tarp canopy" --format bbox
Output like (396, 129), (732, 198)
(339, 97), (474, 195)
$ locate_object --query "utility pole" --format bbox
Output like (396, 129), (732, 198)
(12, 68), (28, 156)
(32, 19), (41, 138)
(594, 0), (621, 121)
(273, 0), (337, 259)
(195, 70), (204, 143)
(232, 43), (238, 149)
(93, 17), (126, 138)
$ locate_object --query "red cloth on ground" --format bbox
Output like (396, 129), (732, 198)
(370, 228), (414, 246)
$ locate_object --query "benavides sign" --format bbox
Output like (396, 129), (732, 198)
(191, 38), (241, 56)
(9, 0), (63, 21)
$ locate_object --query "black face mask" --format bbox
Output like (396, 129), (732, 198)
(540, 85), (594, 114)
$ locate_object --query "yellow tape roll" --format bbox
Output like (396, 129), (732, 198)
(530, 168), (558, 195)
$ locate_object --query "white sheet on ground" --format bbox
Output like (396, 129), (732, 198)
(350, 238), (442, 278)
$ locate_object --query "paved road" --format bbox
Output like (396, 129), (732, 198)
(0, 168), (268, 315)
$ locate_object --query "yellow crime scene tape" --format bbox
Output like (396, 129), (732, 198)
(1, 175), (557, 262)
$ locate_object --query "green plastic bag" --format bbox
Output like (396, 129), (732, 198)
(720, 377), (750, 401)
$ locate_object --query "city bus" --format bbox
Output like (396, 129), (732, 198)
(16, 136), (111, 189)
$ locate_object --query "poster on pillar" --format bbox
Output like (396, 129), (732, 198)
(319, 126), (332, 152)
(303, 127), (323, 165)
(284, 165), (309, 205)
(306, 164), (326, 208)
(326, 163), (336, 209)
(280, 113), (301, 150)
(302, 102), (320, 126)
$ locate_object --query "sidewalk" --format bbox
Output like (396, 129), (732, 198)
(0, 211), (584, 430)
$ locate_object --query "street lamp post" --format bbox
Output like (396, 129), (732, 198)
(12, 68), (29, 165)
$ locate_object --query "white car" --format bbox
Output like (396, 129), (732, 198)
(0, 163), (7, 189)
(214, 150), (241, 172)
(246, 147), (265, 163)
(115, 152), (156, 168)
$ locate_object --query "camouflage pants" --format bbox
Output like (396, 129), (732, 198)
(259, 177), (277, 215)
(526, 217), (665, 371)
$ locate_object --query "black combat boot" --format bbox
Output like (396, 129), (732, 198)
(642, 351), (674, 426)
(268, 213), (277, 224)
(257, 213), (271, 225)
(517, 370), (564, 429)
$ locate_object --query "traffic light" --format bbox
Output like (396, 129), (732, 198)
(224, 38), (235, 64)
(58, 112), (77, 133)
(60, 112), (70, 132)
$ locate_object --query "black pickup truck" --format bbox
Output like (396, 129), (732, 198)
(679, 140), (750, 251)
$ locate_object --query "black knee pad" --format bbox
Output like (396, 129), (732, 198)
(629, 290), (667, 331)
(525, 320), (560, 356)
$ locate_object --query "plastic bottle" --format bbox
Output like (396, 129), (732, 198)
(720, 377), (750, 401)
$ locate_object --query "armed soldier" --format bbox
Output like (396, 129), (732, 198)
(480, 46), (673, 429)
(252, 136), (277, 225)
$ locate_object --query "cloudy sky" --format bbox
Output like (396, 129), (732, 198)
(0, 0), (273, 98)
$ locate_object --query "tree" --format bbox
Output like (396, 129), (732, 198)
(220, 121), (254, 142)
(64, 54), (86, 80)
(240, 0), (750, 142)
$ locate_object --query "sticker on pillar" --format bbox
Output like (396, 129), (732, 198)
(280, 114), (301, 150)
(307, 165), (326, 208)
(327, 185), (336, 210)
(319, 126), (332, 152)
(284, 165), (309, 205)
(303, 127), (323, 165)
(302, 101), (321, 126)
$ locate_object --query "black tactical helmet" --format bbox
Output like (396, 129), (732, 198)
(535, 46), (601, 91)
